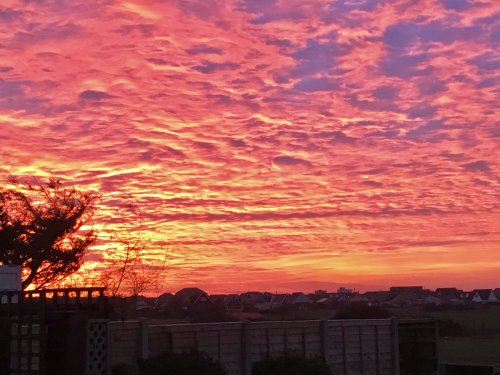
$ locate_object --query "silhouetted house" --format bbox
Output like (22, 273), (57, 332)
(240, 292), (271, 311)
(175, 287), (213, 309)
(390, 286), (424, 293)
(436, 288), (460, 298)
(332, 292), (351, 305)
(309, 289), (329, 301)
(270, 293), (287, 309)
(283, 292), (312, 305)
(314, 289), (328, 296)
(421, 293), (444, 306)
(264, 293), (314, 311)
(435, 288), (465, 305)
(134, 295), (151, 311)
(364, 291), (392, 305)
(316, 297), (334, 308)
(210, 294), (225, 305)
(155, 292), (175, 311)
(282, 293), (313, 310)
(468, 289), (498, 304)
(349, 293), (370, 304)
(385, 287), (442, 307)
(212, 294), (243, 311)
(495, 288), (500, 300)
(337, 287), (353, 296)
(225, 294), (244, 311)
(387, 291), (422, 307)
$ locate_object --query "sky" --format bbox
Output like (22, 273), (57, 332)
(0, 0), (499, 294)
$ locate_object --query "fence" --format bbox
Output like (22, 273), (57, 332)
(0, 288), (109, 375)
(100, 318), (404, 375)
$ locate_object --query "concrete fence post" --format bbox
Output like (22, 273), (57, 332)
(138, 318), (149, 360)
(241, 321), (252, 375)
(391, 318), (400, 375)
(320, 320), (329, 362)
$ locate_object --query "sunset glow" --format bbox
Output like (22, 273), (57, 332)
(1, 0), (499, 293)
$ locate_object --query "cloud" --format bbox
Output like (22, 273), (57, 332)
(406, 120), (446, 143)
(318, 131), (356, 144)
(13, 22), (80, 44)
(442, 0), (474, 11)
(0, 8), (23, 21)
(193, 61), (239, 74)
(116, 24), (156, 36)
(238, 0), (316, 25)
(79, 90), (113, 100)
(175, 0), (223, 19)
(469, 52), (500, 71)
(417, 79), (446, 96)
(463, 160), (491, 173)
(146, 58), (172, 65)
(380, 53), (431, 78)
(380, 20), (483, 78)
(492, 26), (500, 43)
(407, 105), (437, 119)
(384, 21), (482, 47)
(293, 77), (339, 92)
(273, 155), (311, 166)
(186, 44), (222, 55)
(291, 39), (347, 77)
(227, 138), (246, 147)
(372, 86), (399, 100)
(0, 79), (49, 113)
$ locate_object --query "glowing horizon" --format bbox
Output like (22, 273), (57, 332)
(1, 0), (499, 294)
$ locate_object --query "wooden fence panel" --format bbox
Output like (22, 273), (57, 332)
(106, 319), (403, 375)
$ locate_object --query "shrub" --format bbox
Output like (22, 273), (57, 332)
(137, 350), (227, 375)
(252, 355), (331, 375)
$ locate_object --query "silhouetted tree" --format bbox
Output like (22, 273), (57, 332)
(0, 177), (99, 289)
(98, 195), (166, 297)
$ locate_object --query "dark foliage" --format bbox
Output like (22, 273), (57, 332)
(252, 355), (331, 375)
(138, 351), (228, 375)
(334, 304), (393, 319)
(0, 178), (99, 289)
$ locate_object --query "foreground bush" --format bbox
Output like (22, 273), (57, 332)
(137, 351), (227, 375)
(252, 355), (331, 375)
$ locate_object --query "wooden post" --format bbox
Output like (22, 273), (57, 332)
(241, 321), (251, 375)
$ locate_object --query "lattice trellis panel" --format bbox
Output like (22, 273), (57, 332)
(87, 320), (109, 375)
